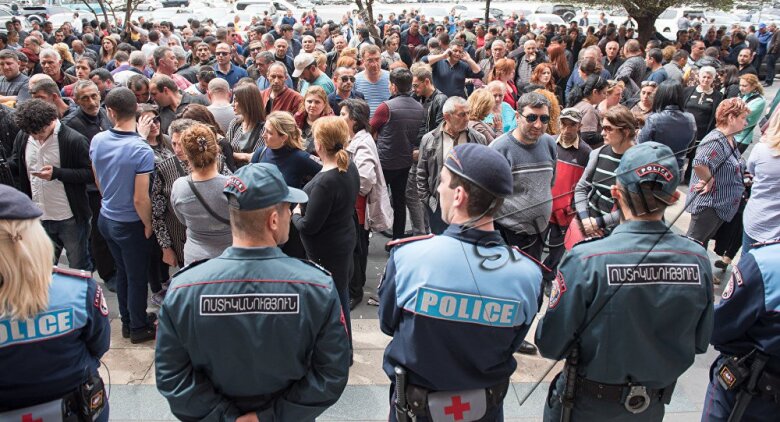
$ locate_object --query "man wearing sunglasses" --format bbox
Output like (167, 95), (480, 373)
(212, 42), (247, 89)
(327, 66), (364, 112)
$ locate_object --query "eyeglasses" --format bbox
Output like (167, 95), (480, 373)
(340, 76), (356, 82)
(215, 51), (230, 56)
(602, 124), (622, 133)
(641, 81), (657, 87)
(250, 47), (263, 52)
(520, 113), (550, 124)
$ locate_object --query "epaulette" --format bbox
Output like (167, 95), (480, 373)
(300, 259), (332, 276)
(571, 236), (601, 249)
(385, 234), (435, 251)
(53, 267), (92, 279)
(750, 239), (780, 249)
(171, 259), (209, 278)
(680, 234), (705, 247)
(511, 246), (552, 273)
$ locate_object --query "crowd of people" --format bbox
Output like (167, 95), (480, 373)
(1, 5), (779, 422)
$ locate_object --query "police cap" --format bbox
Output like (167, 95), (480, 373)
(0, 185), (43, 220)
(224, 163), (308, 210)
(444, 143), (513, 198)
(615, 142), (680, 205)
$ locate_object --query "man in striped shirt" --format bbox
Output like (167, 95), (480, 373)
(354, 45), (389, 117)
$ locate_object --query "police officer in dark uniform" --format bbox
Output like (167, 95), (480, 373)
(536, 142), (715, 421)
(701, 239), (780, 421)
(155, 163), (351, 422)
(379, 143), (542, 422)
(0, 185), (110, 422)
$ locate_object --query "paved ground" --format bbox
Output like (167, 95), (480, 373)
(92, 82), (776, 420)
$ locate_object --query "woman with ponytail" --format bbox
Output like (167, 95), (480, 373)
(292, 116), (360, 356)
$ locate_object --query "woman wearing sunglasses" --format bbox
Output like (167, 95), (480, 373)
(574, 105), (638, 238)
(569, 73), (609, 148)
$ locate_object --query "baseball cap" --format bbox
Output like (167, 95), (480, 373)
(0, 185), (43, 220)
(560, 108), (582, 123)
(292, 53), (316, 78)
(615, 142), (680, 205)
(224, 163), (308, 210)
(444, 143), (513, 198)
(760, 23), (767, 29)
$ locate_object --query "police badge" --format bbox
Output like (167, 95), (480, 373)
(549, 272), (567, 309)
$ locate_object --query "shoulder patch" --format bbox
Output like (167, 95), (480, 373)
(93, 286), (109, 316)
(386, 234), (435, 250)
(53, 266), (92, 279)
(549, 272), (567, 309)
(172, 259), (209, 277)
(300, 259), (332, 276)
(511, 246), (552, 273)
(680, 234), (705, 247)
(722, 274), (735, 300)
(733, 267), (744, 287)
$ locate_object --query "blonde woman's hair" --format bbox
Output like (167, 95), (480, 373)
(53, 42), (74, 65)
(312, 116), (350, 172)
(534, 88), (561, 136)
(467, 89), (495, 121)
(740, 73), (764, 96)
(0, 219), (54, 320)
(266, 111), (304, 150)
(761, 108), (780, 156)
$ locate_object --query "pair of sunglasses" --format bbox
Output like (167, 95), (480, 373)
(520, 113), (550, 124)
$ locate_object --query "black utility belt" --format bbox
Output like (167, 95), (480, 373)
(405, 379), (509, 421)
(0, 374), (105, 422)
(718, 354), (780, 404)
(576, 377), (675, 414)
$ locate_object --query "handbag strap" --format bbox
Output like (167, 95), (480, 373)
(173, 157), (187, 177)
(186, 176), (230, 225)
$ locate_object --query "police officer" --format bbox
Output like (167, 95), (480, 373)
(155, 163), (350, 422)
(379, 143), (542, 422)
(701, 239), (780, 421)
(0, 185), (110, 421)
(536, 141), (714, 421)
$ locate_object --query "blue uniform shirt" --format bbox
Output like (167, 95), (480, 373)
(0, 268), (110, 409)
(712, 242), (780, 368)
(379, 224), (542, 391)
(214, 63), (249, 88)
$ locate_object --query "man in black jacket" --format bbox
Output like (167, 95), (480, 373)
(10, 99), (93, 270)
(62, 80), (115, 286)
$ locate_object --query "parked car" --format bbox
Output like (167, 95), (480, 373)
(535, 4), (577, 23)
(19, 5), (72, 23)
(654, 8), (704, 35)
(136, 0), (163, 11)
(161, 0), (190, 7)
(526, 13), (566, 28)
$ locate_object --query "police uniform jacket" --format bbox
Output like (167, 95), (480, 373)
(535, 220), (714, 388)
(155, 246), (351, 422)
(712, 242), (780, 371)
(0, 268), (110, 409)
(379, 225), (542, 391)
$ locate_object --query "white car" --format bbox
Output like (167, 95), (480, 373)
(525, 13), (566, 28)
(655, 8), (704, 35)
(136, 0), (163, 11)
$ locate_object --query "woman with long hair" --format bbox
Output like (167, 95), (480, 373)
(636, 80), (697, 168)
(734, 73), (766, 153)
(170, 123), (232, 265)
(99, 36), (117, 69)
(137, 104), (173, 163)
(685, 98), (748, 249)
(225, 83), (266, 166)
(176, 103), (237, 172)
(340, 98), (387, 309)
(0, 186), (110, 420)
(682, 66), (722, 183)
(467, 88), (497, 143)
(574, 105), (638, 237)
(488, 58), (518, 109)
(718, 65), (741, 99)
(295, 85), (334, 155)
(53, 43), (74, 70)
(569, 74), (609, 147)
(529, 62), (556, 94)
(251, 111), (321, 259)
(292, 116), (360, 354)
(546, 43), (570, 104)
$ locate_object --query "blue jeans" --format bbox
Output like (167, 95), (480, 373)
(741, 232), (759, 257)
(41, 217), (91, 271)
(98, 215), (152, 332)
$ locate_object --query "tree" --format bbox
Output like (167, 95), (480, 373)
(618, 0), (734, 46)
(353, 0), (379, 40)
